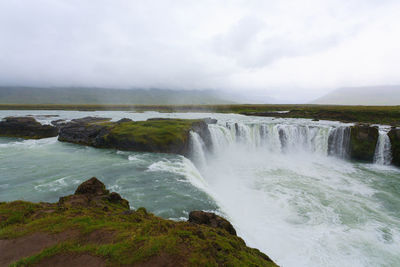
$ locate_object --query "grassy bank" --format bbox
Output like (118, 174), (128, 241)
(1, 104), (399, 125)
(0, 178), (277, 267)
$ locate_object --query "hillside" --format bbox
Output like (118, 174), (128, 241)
(0, 87), (234, 105)
(312, 85), (400, 105)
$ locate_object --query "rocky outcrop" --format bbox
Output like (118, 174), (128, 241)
(189, 211), (237, 236)
(0, 116), (58, 139)
(0, 177), (278, 267)
(388, 128), (400, 166)
(58, 117), (111, 147)
(58, 117), (215, 156)
(59, 177), (129, 210)
(349, 124), (379, 162)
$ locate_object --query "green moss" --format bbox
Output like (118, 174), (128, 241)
(0, 200), (278, 266)
(100, 119), (202, 153)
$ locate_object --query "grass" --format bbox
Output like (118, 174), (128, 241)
(0, 195), (277, 266)
(104, 119), (199, 150)
(1, 104), (400, 125)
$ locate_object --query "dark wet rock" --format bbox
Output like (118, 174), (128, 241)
(388, 128), (400, 166)
(59, 177), (129, 209)
(349, 124), (379, 162)
(51, 119), (67, 127)
(58, 117), (110, 147)
(188, 211), (237, 236)
(0, 116), (58, 139)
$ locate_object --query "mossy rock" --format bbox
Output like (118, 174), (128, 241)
(349, 124), (379, 162)
(0, 177), (278, 267)
(388, 128), (400, 166)
(58, 117), (212, 156)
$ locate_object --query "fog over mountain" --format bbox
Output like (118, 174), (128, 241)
(1, 0), (400, 102)
(312, 85), (400, 105)
(0, 87), (236, 105)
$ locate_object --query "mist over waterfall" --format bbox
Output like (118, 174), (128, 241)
(188, 118), (400, 267)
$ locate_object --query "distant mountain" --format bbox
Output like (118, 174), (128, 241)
(0, 87), (235, 105)
(312, 85), (400, 105)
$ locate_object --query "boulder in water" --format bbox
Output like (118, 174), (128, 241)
(0, 116), (58, 139)
(349, 124), (379, 162)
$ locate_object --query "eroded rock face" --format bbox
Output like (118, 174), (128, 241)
(0, 116), (58, 139)
(188, 211), (237, 236)
(58, 117), (111, 147)
(59, 177), (129, 210)
(349, 124), (379, 162)
(388, 128), (400, 166)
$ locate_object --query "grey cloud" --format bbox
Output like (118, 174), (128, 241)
(0, 0), (399, 102)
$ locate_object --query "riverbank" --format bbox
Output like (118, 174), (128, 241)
(0, 104), (399, 126)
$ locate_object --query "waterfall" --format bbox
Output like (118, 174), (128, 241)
(189, 122), (353, 168)
(328, 126), (350, 159)
(374, 130), (392, 165)
(189, 131), (207, 169)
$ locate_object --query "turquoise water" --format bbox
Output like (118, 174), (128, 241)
(0, 136), (217, 220)
(1, 110), (400, 267)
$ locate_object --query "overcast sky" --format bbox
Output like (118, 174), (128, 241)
(0, 0), (399, 102)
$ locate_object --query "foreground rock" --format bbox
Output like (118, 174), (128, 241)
(0, 116), (58, 139)
(0, 177), (278, 267)
(388, 128), (400, 166)
(58, 117), (213, 156)
(349, 124), (379, 162)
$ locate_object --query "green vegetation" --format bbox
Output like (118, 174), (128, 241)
(1, 104), (399, 125)
(0, 178), (277, 267)
(105, 119), (200, 152)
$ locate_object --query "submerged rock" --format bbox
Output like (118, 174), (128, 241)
(0, 177), (278, 267)
(0, 116), (58, 139)
(388, 128), (400, 166)
(349, 124), (379, 162)
(189, 211), (237, 236)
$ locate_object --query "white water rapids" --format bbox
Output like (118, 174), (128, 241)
(189, 120), (400, 267)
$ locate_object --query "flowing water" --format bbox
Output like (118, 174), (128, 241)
(1, 110), (399, 267)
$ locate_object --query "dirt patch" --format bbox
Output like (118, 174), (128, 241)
(134, 253), (186, 267)
(34, 253), (106, 267)
(0, 230), (79, 266)
(82, 229), (116, 244)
